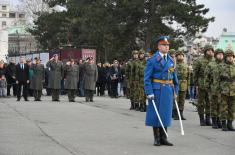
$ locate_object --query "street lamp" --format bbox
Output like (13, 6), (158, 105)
(16, 30), (20, 55)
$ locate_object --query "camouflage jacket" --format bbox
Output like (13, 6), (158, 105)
(176, 61), (189, 91)
(137, 59), (146, 86)
(219, 62), (235, 96)
(193, 56), (214, 89)
(204, 60), (223, 94)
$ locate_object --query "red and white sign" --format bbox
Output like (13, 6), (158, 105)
(82, 49), (96, 62)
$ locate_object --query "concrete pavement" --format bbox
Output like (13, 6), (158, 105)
(0, 95), (234, 155)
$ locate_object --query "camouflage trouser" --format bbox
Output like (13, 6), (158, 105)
(130, 81), (139, 103)
(138, 84), (146, 105)
(126, 81), (130, 99)
(210, 94), (221, 117)
(174, 91), (186, 111)
(220, 94), (235, 121)
(197, 88), (210, 115)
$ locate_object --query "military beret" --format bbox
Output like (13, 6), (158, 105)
(156, 36), (170, 45)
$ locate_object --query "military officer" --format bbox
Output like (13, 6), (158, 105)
(193, 45), (214, 126)
(174, 51), (189, 120)
(137, 49), (146, 112)
(30, 57), (45, 101)
(219, 49), (235, 131)
(204, 49), (224, 129)
(64, 59), (79, 102)
(144, 36), (179, 146)
(125, 50), (139, 110)
(46, 54), (64, 101)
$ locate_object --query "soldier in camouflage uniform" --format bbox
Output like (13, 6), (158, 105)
(204, 49), (224, 129)
(219, 49), (235, 131)
(137, 49), (146, 112)
(193, 45), (214, 126)
(174, 51), (189, 120)
(125, 50), (139, 110)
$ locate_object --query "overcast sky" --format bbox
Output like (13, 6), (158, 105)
(9, 0), (235, 38)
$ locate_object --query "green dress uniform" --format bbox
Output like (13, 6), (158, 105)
(204, 49), (224, 129)
(46, 60), (63, 101)
(174, 51), (189, 120)
(219, 49), (235, 131)
(30, 63), (45, 101)
(64, 64), (79, 102)
(193, 45), (214, 126)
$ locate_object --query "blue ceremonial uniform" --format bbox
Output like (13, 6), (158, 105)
(144, 51), (179, 127)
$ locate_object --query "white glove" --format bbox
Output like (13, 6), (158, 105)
(147, 94), (154, 100)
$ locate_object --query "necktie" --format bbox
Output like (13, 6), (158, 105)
(164, 55), (167, 61)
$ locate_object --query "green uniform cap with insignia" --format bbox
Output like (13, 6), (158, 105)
(175, 51), (184, 57)
(225, 49), (234, 57)
(132, 50), (139, 55)
(203, 44), (214, 54)
(169, 49), (176, 55)
(214, 48), (224, 56)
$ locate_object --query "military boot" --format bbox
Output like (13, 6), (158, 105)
(205, 115), (212, 126)
(227, 120), (235, 131)
(199, 114), (206, 126)
(135, 103), (140, 111)
(217, 118), (222, 128)
(180, 110), (186, 120)
(159, 128), (173, 146)
(211, 117), (218, 129)
(143, 104), (146, 112)
(221, 120), (228, 131)
(153, 127), (161, 146)
(174, 110), (179, 120)
(130, 102), (135, 110)
(140, 104), (145, 112)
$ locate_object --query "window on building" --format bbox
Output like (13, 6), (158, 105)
(2, 13), (7, 17)
(2, 5), (7, 10)
(9, 13), (16, 18)
(225, 40), (228, 43)
(19, 14), (25, 18)
(232, 40), (235, 43)
(2, 21), (6, 27)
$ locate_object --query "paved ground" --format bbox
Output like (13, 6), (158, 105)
(0, 95), (234, 155)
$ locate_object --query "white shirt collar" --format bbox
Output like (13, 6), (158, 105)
(159, 52), (167, 59)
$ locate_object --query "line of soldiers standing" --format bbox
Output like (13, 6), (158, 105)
(125, 49), (150, 112)
(193, 45), (235, 131)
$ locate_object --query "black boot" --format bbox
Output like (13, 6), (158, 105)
(221, 120), (228, 131)
(205, 115), (212, 126)
(143, 104), (146, 112)
(140, 104), (145, 112)
(135, 103), (140, 111)
(199, 114), (206, 126)
(211, 117), (218, 129)
(159, 128), (173, 146)
(217, 118), (222, 128)
(174, 110), (179, 120)
(153, 127), (161, 146)
(130, 102), (135, 110)
(227, 120), (235, 131)
(180, 110), (186, 120)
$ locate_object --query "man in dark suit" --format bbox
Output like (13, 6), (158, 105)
(16, 57), (30, 101)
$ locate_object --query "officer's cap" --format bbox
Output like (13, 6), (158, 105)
(156, 36), (170, 45)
